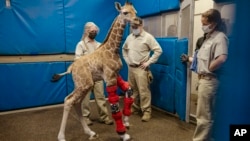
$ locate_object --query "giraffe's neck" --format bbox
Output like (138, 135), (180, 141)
(102, 15), (126, 52)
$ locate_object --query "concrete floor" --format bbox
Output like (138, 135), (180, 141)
(0, 100), (195, 141)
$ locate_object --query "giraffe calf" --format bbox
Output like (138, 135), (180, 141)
(52, 1), (137, 141)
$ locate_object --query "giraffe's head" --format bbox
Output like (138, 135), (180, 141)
(115, 1), (137, 24)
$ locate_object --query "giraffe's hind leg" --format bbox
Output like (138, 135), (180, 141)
(58, 94), (74, 141)
(73, 100), (99, 140)
(58, 85), (99, 141)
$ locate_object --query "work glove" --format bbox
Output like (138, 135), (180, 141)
(180, 54), (189, 63)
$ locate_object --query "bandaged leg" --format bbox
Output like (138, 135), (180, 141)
(106, 85), (126, 134)
(116, 75), (134, 128)
(122, 89), (133, 116)
(117, 75), (130, 91)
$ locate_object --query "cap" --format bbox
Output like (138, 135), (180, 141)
(131, 17), (143, 26)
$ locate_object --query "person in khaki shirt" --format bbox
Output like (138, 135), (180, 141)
(75, 22), (113, 126)
(181, 9), (228, 141)
(122, 17), (162, 122)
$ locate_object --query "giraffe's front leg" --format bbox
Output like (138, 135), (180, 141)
(106, 85), (125, 133)
(123, 90), (133, 129)
(106, 85), (131, 141)
(117, 75), (134, 129)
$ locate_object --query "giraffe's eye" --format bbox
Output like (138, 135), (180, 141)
(123, 12), (128, 15)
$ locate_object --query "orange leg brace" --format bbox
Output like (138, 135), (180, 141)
(106, 85), (126, 134)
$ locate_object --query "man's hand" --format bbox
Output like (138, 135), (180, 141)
(140, 62), (150, 70)
(180, 54), (189, 63)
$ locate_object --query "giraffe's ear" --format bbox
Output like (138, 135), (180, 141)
(115, 2), (122, 11)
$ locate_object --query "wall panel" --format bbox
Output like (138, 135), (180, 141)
(0, 62), (67, 111)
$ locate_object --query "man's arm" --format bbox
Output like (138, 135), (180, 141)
(141, 37), (162, 69)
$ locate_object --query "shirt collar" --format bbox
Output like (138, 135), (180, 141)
(207, 31), (219, 39)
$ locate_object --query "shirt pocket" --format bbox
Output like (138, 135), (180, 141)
(198, 41), (212, 61)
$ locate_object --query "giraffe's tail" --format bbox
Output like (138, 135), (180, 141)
(51, 65), (73, 82)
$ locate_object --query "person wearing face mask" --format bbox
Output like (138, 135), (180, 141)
(74, 22), (113, 126)
(122, 17), (162, 122)
(182, 9), (228, 141)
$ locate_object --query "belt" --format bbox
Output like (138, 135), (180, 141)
(198, 74), (216, 80)
(129, 64), (140, 68)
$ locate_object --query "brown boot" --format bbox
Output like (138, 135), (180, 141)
(99, 117), (114, 125)
(141, 112), (151, 122)
(131, 107), (139, 114)
(131, 105), (141, 115)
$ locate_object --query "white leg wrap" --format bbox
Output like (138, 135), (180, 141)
(123, 116), (130, 127)
(120, 133), (131, 141)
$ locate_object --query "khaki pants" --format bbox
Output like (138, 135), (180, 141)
(128, 67), (152, 114)
(81, 80), (110, 121)
(193, 78), (218, 141)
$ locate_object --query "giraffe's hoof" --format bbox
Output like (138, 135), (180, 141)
(120, 137), (134, 141)
(123, 121), (130, 130)
(125, 125), (130, 130)
(89, 133), (99, 140)
(126, 138), (134, 141)
(120, 133), (133, 141)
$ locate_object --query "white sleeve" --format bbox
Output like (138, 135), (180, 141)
(75, 41), (84, 60)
